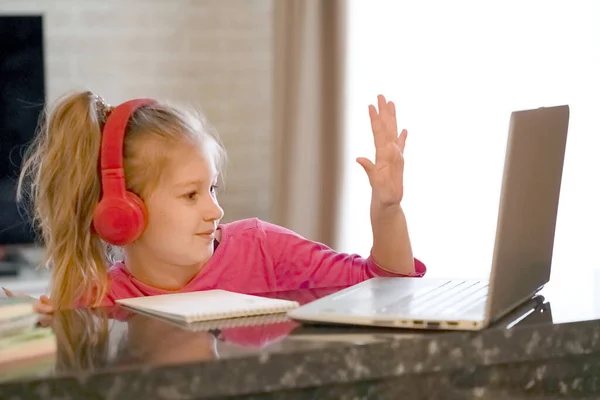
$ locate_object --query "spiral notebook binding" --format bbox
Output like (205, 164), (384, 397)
(186, 302), (299, 323)
(175, 312), (293, 332)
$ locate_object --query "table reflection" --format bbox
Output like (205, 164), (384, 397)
(1, 287), (553, 383)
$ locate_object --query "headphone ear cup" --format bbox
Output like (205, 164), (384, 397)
(92, 191), (147, 246)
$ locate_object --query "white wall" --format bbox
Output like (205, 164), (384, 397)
(340, 0), (600, 280)
(0, 0), (275, 222)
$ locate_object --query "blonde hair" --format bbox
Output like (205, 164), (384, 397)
(53, 308), (110, 371)
(17, 91), (226, 309)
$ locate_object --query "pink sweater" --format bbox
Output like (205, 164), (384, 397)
(103, 218), (426, 306)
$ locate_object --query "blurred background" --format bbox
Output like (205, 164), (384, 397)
(0, 0), (599, 300)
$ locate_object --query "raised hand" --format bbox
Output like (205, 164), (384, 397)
(356, 94), (407, 208)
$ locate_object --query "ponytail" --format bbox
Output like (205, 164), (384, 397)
(18, 91), (110, 309)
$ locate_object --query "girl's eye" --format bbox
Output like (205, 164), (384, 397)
(185, 191), (199, 200)
(210, 185), (218, 194)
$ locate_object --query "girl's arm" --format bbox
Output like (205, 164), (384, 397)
(356, 94), (417, 275)
(369, 201), (415, 275)
(262, 222), (426, 292)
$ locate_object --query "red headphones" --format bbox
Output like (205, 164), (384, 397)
(92, 99), (157, 246)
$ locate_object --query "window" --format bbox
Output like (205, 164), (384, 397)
(339, 0), (600, 279)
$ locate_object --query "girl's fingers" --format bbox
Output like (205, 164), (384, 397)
(33, 302), (55, 314)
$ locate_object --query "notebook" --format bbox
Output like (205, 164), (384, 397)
(0, 297), (36, 322)
(0, 327), (57, 380)
(115, 290), (300, 324)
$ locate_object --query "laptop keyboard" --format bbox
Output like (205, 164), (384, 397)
(377, 280), (489, 318)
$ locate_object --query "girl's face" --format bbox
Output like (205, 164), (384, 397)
(133, 143), (224, 269)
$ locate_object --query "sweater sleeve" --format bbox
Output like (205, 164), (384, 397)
(259, 221), (426, 292)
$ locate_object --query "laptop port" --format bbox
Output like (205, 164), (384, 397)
(372, 320), (392, 326)
(447, 321), (459, 326)
(426, 321), (441, 328)
(413, 320), (424, 325)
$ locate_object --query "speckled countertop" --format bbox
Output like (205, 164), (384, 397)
(2, 274), (600, 399)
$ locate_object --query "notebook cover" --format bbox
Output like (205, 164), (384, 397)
(116, 290), (300, 323)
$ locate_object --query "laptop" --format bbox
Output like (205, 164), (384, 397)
(288, 105), (570, 331)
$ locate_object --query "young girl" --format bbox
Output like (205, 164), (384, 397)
(6, 91), (425, 311)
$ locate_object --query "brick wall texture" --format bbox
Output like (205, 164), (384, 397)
(0, 0), (275, 222)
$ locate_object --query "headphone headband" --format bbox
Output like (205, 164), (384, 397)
(100, 99), (157, 171)
(98, 99), (157, 197)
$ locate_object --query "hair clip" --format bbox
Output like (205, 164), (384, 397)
(93, 94), (113, 129)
